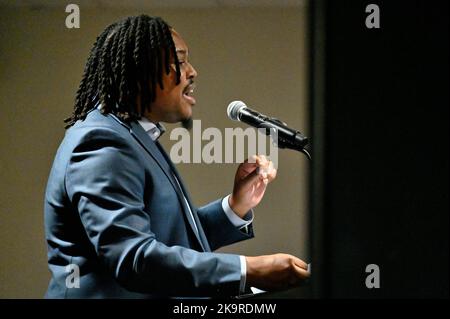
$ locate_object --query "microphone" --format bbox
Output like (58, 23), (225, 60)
(227, 101), (309, 153)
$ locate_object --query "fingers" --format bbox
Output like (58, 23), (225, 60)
(288, 256), (310, 284)
(241, 166), (263, 189)
(285, 263), (310, 289)
(238, 155), (277, 190)
(255, 155), (268, 167)
(266, 161), (277, 182)
(254, 155), (277, 182)
(291, 257), (308, 270)
(292, 264), (311, 279)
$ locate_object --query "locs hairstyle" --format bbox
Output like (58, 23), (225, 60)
(64, 15), (181, 128)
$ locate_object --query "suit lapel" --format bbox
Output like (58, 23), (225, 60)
(118, 119), (207, 251)
(155, 142), (212, 252)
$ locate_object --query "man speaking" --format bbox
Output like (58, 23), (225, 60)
(44, 15), (309, 298)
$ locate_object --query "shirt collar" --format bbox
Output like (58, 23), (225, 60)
(95, 103), (165, 141)
(137, 117), (166, 141)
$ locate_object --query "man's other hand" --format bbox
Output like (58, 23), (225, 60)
(229, 155), (277, 218)
(245, 254), (310, 291)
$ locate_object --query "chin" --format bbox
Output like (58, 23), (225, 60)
(181, 117), (193, 130)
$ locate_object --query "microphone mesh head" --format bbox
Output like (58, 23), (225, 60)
(227, 101), (247, 121)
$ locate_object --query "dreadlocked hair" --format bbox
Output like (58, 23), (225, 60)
(64, 15), (181, 128)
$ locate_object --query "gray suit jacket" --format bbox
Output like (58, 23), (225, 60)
(44, 109), (254, 298)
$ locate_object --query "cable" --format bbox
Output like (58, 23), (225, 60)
(301, 148), (312, 160)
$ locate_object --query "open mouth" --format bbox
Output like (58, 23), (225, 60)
(182, 82), (196, 105)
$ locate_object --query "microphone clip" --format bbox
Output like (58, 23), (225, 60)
(257, 117), (311, 160)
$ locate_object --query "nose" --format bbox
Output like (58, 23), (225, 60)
(187, 62), (198, 79)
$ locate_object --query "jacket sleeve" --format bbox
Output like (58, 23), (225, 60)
(196, 200), (254, 251)
(65, 127), (241, 297)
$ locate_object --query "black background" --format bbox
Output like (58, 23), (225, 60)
(310, 0), (449, 298)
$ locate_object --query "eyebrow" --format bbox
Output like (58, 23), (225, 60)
(176, 49), (188, 55)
